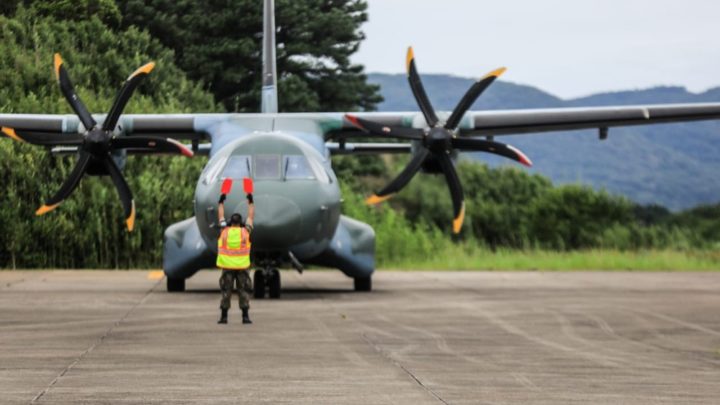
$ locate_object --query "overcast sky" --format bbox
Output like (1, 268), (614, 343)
(352, 0), (720, 99)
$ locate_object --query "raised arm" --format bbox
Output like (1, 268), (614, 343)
(218, 194), (227, 227)
(246, 193), (255, 228)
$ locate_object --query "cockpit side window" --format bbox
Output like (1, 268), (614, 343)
(307, 155), (330, 184)
(222, 155), (251, 179)
(202, 156), (228, 185)
(254, 155), (281, 179)
(284, 155), (315, 180)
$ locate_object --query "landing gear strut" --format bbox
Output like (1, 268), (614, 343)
(253, 267), (281, 299)
(253, 270), (265, 298)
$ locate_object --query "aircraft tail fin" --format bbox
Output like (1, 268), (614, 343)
(261, 0), (278, 114)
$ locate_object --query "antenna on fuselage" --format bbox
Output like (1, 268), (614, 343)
(261, 0), (278, 114)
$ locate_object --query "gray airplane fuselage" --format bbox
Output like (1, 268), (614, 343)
(194, 129), (341, 261)
(161, 116), (376, 287)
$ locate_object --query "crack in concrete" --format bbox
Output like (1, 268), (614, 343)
(30, 279), (162, 403)
(361, 333), (450, 405)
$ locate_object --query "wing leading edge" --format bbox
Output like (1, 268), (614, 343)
(323, 103), (720, 140)
(463, 103), (720, 136)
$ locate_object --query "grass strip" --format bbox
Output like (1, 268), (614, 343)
(383, 249), (720, 271)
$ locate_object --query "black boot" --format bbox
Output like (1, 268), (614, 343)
(242, 308), (252, 324)
(218, 308), (228, 324)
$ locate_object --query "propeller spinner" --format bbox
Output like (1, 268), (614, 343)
(346, 47), (532, 234)
(2, 54), (193, 231)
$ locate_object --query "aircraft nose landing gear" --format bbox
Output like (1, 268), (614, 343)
(253, 266), (281, 299)
(252, 252), (304, 299)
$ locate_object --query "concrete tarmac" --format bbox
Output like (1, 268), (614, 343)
(2, 270), (720, 404)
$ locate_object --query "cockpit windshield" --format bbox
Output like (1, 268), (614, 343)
(217, 153), (330, 183)
(284, 155), (315, 180)
(221, 155), (251, 179)
(254, 155), (281, 179)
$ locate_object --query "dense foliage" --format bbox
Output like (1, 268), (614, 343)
(337, 158), (720, 267)
(0, 7), (219, 268)
(116, 0), (382, 112)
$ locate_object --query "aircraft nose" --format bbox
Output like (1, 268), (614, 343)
(244, 195), (302, 247)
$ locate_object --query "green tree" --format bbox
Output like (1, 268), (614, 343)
(29, 0), (122, 27)
(665, 204), (720, 245)
(0, 9), (219, 269)
(385, 161), (552, 246)
(529, 185), (635, 250)
(0, 0), (22, 15)
(117, 0), (382, 112)
(1, 1), (121, 27)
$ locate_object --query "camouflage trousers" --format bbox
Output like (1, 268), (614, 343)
(219, 270), (252, 310)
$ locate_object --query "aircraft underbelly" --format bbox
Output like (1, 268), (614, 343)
(163, 217), (216, 280)
(305, 215), (375, 278)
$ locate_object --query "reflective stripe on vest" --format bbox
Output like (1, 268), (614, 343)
(216, 227), (251, 269)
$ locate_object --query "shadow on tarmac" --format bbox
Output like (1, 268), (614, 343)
(179, 287), (385, 301)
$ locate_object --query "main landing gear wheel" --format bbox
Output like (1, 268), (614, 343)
(354, 276), (372, 292)
(253, 270), (266, 299)
(167, 277), (185, 292)
(268, 269), (281, 299)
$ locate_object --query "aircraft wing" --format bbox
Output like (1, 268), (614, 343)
(325, 103), (720, 139)
(461, 103), (720, 136)
(0, 114), (207, 136)
(326, 142), (411, 155)
(0, 113), (212, 155)
(4, 102), (720, 154)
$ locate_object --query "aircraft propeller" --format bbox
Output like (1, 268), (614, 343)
(346, 47), (532, 234)
(1, 54), (193, 231)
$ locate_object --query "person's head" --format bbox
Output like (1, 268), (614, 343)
(230, 213), (243, 227)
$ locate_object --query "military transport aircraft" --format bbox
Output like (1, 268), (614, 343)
(2, 0), (720, 296)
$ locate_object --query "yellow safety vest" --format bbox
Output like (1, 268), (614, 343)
(216, 227), (251, 270)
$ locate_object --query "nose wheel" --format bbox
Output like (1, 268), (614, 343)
(254, 268), (281, 299)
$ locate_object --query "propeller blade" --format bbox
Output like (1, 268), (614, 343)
(445, 68), (506, 130)
(406, 47), (439, 127)
(100, 156), (136, 232)
(36, 150), (92, 216)
(366, 147), (430, 205)
(451, 137), (532, 167)
(2, 127), (83, 146)
(110, 135), (194, 157)
(54, 53), (97, 131)
(437, 153), (465, 234)
(103, 62), (156, 132)
(345, 114), (424, 140)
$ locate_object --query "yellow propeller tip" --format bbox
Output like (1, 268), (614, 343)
(406, 47), (415, 72)
(452, 203), (466, 234)
(365, 194), (393, 205)
(36, 204), (59, 216)
(128, 62), (156, 80)
(126, 201), (136, 232)
(53, 53), (63, 80)
(483, 67), (507, 80)
(1, 127), (23, 142)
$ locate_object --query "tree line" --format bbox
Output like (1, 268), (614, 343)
(336, 157), (720, 266)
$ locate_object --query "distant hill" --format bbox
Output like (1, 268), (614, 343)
(368, 73), (720, 210)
